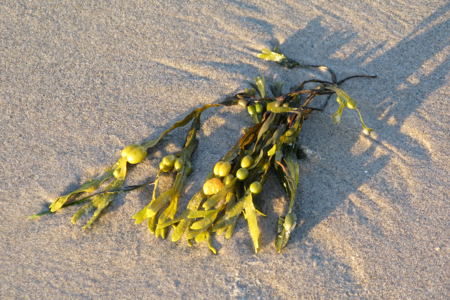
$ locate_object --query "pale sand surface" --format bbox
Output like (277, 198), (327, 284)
(1, 1), (449, 299)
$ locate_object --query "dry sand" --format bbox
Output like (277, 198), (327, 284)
(1, 0), (449, 299)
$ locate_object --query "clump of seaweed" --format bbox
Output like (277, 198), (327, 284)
(31, 48), (376, 253)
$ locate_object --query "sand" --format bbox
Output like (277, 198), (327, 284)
(1, 0), (449, 299)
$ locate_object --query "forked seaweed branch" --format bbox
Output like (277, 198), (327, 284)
(31, 48), (376, 254)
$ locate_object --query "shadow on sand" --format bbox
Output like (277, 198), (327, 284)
(44, 3), (449, 254)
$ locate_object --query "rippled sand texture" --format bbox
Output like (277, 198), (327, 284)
(1, 1), (449, 299)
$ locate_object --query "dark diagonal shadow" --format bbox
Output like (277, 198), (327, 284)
(38, 4), (449, 256)
(274, 5), (450, 248)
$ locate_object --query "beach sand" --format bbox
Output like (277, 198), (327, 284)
(1, 1), (449, 298)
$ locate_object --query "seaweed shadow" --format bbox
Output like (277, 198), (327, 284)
(278, 5), (449, 248)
